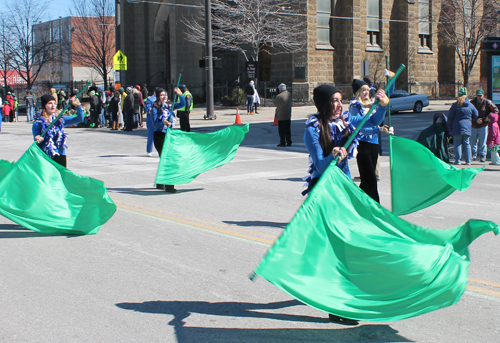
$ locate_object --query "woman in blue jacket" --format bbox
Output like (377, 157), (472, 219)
(303, 85), (389, 197)
(32, 94), (84, 167)
(150, 87), (185, 193)
(447, 87), (479, 165)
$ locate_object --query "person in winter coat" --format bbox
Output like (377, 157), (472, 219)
(487, 112), (500, 165)
(132, 88), (142, 129)
(273, 83), (293, 147)
(447, 87), (479, 165)
(108, 90), (121, 130)
(245, 80), (255, 114)
(149, 87), (185, 193)
(122, 87), (135, 131)
(470, 88), (498, 162)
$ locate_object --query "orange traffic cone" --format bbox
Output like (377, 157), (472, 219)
(234, 108), (242, 125)
(273, 117), (278, 126)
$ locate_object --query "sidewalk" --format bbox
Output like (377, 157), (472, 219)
(189, 98), (452, 128)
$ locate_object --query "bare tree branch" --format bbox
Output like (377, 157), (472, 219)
(437, 0), (500, 86)
(6, 0), (59, 89)
(69, 0), (115, 89)
(182, 0), (306, 62)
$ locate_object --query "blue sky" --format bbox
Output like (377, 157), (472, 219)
(45, 0), (72, 20)
(0, 0), (72, 20)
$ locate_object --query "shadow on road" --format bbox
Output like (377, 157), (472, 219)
(106, 187), (204, 196)
(222, 220), (287, 228)
(0, 223), (83, 238)
(116, 299), (412, 343)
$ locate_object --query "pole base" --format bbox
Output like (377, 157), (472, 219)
(203, 114), (217, 120)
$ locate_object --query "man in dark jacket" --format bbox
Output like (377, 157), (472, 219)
(470, 88), (498, 162)
(123, 87), (135, 131)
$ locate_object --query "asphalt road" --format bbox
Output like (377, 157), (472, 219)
(0, 102), (499, 343)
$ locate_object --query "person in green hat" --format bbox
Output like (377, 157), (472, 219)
(470, 88), (499, 162)
(446, 87), (479, 165)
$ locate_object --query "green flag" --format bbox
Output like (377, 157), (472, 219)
(390, 135), (483, 216)
(155, 124), (249, 185)
(0, 143), (116, 235)
(0, 160), (14, 179)
(254, 163), (498, 322)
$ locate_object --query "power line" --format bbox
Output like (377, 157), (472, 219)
(125, 0), (452, 25)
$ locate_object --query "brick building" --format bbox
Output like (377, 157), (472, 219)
(119, 0), (486, 103)
(33, 16), (115, 86)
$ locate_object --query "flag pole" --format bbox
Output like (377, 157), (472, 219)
(41, 81), (92, 137)
(333, 64), (406, 163)
(386, 56), (392, 128)
(172, 74), (182, 109)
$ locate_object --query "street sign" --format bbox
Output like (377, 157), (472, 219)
(113, 50), (127, 71)
(246, 61), (257, 79)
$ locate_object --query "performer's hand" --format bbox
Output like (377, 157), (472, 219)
(333, 147), (347, 162)
(35, 135), (44, 143)
(163, 120), (171, 127)
(382, 125), (394, 135)
(477, 118), (483, 124)
(376, 89), (390, 106)
(174, 87), (182, 96)
(70, 96), (81, 107)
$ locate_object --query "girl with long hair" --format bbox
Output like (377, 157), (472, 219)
(150, 87), (185, 193)
(302, 84), (389, 325)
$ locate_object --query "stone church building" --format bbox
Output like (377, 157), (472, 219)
(119, 0), (485, 103)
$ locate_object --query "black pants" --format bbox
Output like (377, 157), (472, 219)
(153, 131), (174, 189)
(278, 119), (292, 145)
(178, 110), (191, 132)
(124, 110), (135, 131)
(52, 155), (67, 168)
(356, 141), (379, 203)
(153, 131), (166, 156)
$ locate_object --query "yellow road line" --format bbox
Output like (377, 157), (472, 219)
(115, 202), (275, 245)
(469, 278), (500, 289)
(466, 285), (500, 298)
(113, 198), (500, 299)
(113, 198), (278, 238)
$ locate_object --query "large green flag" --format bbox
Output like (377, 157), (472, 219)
(254, 163), (498, 322)
(155, 123), (249, 185)
(0, 143), (116, 235)
(390, 135), (484, 216)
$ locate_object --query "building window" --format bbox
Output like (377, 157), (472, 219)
(367, 0), (381, 48)
(418, 0), (431, 51)
(317, 0), (331, 47)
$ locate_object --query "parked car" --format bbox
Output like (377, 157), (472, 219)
(389, 90), (430, 113)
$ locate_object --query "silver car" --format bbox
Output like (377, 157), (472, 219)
(389, 90), (430, 113)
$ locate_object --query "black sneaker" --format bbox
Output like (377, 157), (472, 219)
(286, 143), (292, 146)
(328, 314), (359, 325)
(156, 184), (165, 190)
(277, 143), (286, 147)
(165, 185), (177, 193)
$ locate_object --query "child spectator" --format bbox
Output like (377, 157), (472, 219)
(487, 112), (500, 165)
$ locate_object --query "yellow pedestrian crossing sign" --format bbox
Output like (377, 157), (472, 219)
(113, 50), (127, 71)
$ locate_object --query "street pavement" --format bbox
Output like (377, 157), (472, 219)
(0, 100), (499, 342)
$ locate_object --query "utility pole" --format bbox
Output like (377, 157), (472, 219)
(203, 0), (215, 120)
(115, 0), (121, 88)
